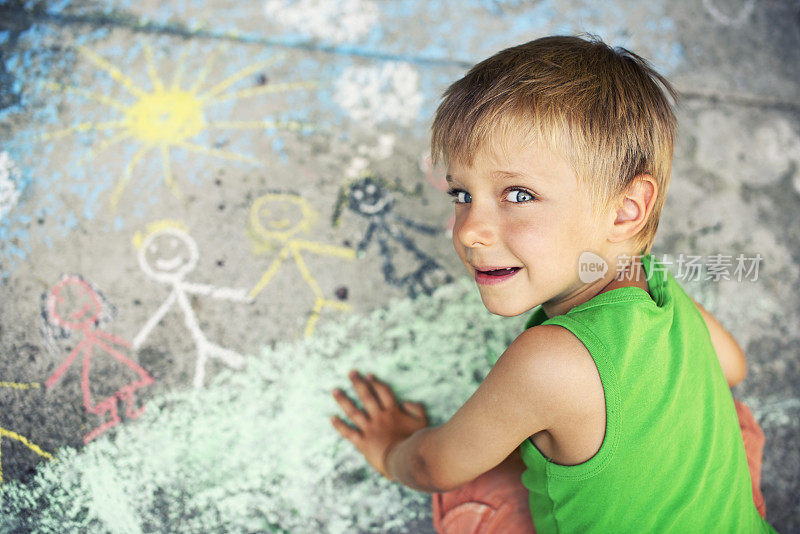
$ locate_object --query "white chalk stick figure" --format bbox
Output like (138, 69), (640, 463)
(132, 220), (251, 388)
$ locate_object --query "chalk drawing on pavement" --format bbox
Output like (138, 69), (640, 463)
(0, 152), (21, 224)
(263, 0), (379, 44)
(332, 175), (452, 298)
(41, 42), (316, 210)
(133, 221), (251, 389)
(344, 133), (396, 180)
(42, 274), (154, 444)
(334, 62), (423, 127)
(248, 193), (356, 337)
(701, 0), (755, 27)
(0, 382), (40, 391)
(0, 382), (53, 484)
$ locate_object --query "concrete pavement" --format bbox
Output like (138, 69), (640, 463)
(0, 0), (798, 531)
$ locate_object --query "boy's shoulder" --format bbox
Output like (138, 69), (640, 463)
(510, 324), (597, 381)
(504, 324), (603, 419)
(504, 325), (606, 459)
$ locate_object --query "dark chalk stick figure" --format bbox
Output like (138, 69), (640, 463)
(333, 175), (451, 298)
(43, 274), (154, 444)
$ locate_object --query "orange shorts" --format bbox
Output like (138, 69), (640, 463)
(432, 399), (767, 533)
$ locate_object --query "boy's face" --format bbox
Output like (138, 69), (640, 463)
(447, 137), (612, 317)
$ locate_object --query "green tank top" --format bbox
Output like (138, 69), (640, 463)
(520, 254), (776, 533)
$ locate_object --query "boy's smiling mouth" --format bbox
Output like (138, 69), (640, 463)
(473, 266), (521, 285)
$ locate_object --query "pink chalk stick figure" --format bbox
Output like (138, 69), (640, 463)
(43, 275), (154, 444)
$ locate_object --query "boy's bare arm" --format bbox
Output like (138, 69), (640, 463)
(332, 325), (599, 492)
(693, 300), (747, 387)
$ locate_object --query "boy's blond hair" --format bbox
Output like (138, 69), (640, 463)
(431, 35), (678, 254)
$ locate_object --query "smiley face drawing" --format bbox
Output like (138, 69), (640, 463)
(138, 225), (199, 283)
(253, 194), (308, 238)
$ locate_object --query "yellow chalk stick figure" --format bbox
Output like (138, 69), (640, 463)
(0, 382), (54, 484)
(248, 193), (355, 337)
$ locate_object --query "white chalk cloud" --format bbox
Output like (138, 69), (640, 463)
(334, 62), (424, 127)
(345, 133), (396, 178)
(263, 0), (378, 43)
(0, 151), (21, 222)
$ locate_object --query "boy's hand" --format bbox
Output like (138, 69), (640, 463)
(331, 370), (428, 479)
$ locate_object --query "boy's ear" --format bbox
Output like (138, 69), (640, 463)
(608, 175), (658, 243)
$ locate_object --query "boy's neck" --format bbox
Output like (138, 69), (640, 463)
(541, 257), (651, 319)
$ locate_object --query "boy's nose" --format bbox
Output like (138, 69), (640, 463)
(455, 206), (496, 248)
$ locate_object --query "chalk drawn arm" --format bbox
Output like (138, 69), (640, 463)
(0, 428), (54, 460)
(182, 282), (253, 303)
(133, 290), (178, 350)
(44, 340), (88, 389)
(394, 214), (440, 235)
(293, 240), (356, 260)
(96, 330), (132, 349)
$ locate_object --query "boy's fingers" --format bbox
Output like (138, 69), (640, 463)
(333, 388), (369, 428)
(366, 374), (397, 408)
(403, 401), (427, 421)
(349, 371), (380, 413)
(331, 415), (362, 443)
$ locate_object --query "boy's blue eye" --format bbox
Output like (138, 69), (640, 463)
(505, 189), (535, 203)
(448, 190), (471, 204)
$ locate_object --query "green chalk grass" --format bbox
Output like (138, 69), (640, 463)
(0, 279), (528, 533)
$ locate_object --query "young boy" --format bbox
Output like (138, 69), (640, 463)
(331, 35), (776, 532)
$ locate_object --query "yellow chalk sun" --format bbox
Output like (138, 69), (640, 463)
(42, 43), (316, 209)
(126, 89), (205, 144)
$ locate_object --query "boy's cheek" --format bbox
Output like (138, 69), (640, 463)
(450, 230), (470, 264)
(451, 224), (464, 256)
